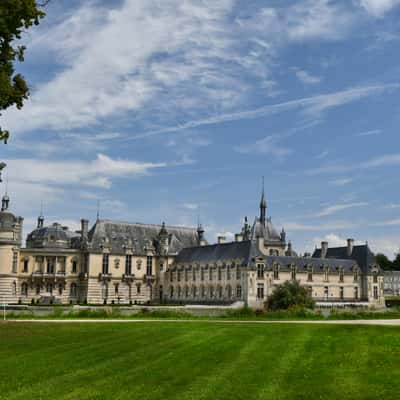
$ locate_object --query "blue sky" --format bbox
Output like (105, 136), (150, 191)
(1, 0), (400, 257)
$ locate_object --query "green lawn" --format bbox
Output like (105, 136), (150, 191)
(1, 322), (400, 400)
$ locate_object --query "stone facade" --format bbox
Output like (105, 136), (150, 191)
(0, 188), (385, 308)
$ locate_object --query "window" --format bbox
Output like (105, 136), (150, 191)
(201, 268), (204, 281)
(193, 268), (196, 281)
(137, 283), (141, 295)
(307, 266), (313, 282)
(273, 265), (279, 280)
(193, 286), (197, 298)
(218, 268), (221, 281)
(201, 286), (205, 298)
(307, 286), (312, 298)
(178, 270), (181, 282)
(101, 283), (108, 300)
(218, 286), (223, 298)
(36, 285), (40, 295)
(373, 286), (378, 299)
(23, 259), (29, 273)
(102, 254), (109, 274)
(58, 283), (63, 295)
(72, 260), (78, 273)
(115, 283), (119, 294)
(177, 286), (181, 298)
(340, 286), (344, 300)
(46, 283), (53, 295)
(21, 282), (28, 296)
(209, 268), (213, 281)
(324, 286), (329, 301)
(170, 286), (174, 298)
(354, 286), (358, 300)
(83, 254), (89, 274)
(70, 283), (77, 297)
(210, 286), (214, 298)
(324, 267), (329, 282)
(339, 268), (344, 283)
(185, 286), (189, 297)
(128, 284), (132, 300)
(373, 272), (378, 283)
(12, 252), (18, 273)
(159, 262), (164, 271)
(185, 268), (188, 282)
(125, 255), (132, 275)
(257, 283), (264, 300)
(227, 267), (231, 280)
(47, 257), (55, 274)
(257, 264), (264, 279)
(291, 265), (296, 281)
(236, 285), (242, 298)
(146, 256), (153, 275)
(236, 267), (241, 280)
(12, 281), (17, 296)
(227, 285), (232, 298)
(170, 270), (173, 282)
(353, 268), (359, 282)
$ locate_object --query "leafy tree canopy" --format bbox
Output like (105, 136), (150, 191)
(0, 0), (46, 143)
(376, 253), (393, 271)
(266, 280), (315, 311)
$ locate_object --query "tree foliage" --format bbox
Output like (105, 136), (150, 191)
(376, 252), (400, 271)
(0, 0), (46, 143)
(266, 280), (315, 311)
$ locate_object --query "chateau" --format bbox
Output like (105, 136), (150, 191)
(0, 187), (385, 308)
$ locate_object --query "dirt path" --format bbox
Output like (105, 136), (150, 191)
(2, 319), (400, 326)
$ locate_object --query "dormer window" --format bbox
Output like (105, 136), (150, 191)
(291, 265), (296, 281)
(273, 264), (280, 280)
(307, 266), (313, 282)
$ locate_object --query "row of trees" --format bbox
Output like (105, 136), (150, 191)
(376, 253), (400, 271)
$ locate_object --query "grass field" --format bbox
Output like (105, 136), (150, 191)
(1, 322), (400, 400)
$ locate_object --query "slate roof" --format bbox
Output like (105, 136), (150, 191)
(250, 217), (282, 242)
(265, 255), (357, 272)
(0, 211), (19, 232)
(175, 240), (260, 267)
(26, 223), (80, 249)
(312, 244), (377, 274)
(88, 219), (200, 255)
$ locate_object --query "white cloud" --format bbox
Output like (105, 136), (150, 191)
(329, 178), (353, 186)
(316, 202), (368, 217)
(5, 154), (165, 189)
(368, 236), (400, 258)
(353, 129), (382, 137)
(312, 233), (348, 248)
(360, 0), (400, 17)
(283, 221), (358, 231)
(374, 219), (400, 226)
(182, 203), (199, 210)
(294, 68), (321, 85)
(234, 135), (292, 158)
(385, 203), (400, 209)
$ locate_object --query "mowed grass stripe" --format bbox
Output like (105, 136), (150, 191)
(1, 323), (400, 400)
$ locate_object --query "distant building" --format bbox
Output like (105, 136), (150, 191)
(384, 271), (400, 296)
(0, 184), (385, 308)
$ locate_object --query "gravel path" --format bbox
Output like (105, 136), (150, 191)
(2, 319), (400, 326)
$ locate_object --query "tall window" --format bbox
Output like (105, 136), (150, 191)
(70, 283), (77, 297)
(257, 264), (264, 279)
(273, 265), (279, 280)
(236, 285), (242, 298)
(177, 286), (181, 298)
(170, 286), (174, 298)
(170, 270), (173, 282)
(36, 285), (40, 295)
(83, 254), (89, 274)
(193, 268), (196, 281)
(291, 265), (296, 281)
(218, 268), (222, 281)
(218, 286), (223, 298)
(184, 268), (188, 282)
(47, 257), (55, 274)
(136, 283), (141, 295)
(354, 286), (358, 300)
(101, 282), (108, 300)
(58, 283), (63, 295)
(227, 285), (232, 298)
(201, 285), (205, 298)
(12, 281), (17, 296)
(236, 267), (241, 280)
(193, 286), (197, 298)
(102, 254), (109, 274)
(353, 268), (359, 282)
(115, 283), (119, 294)
(23, 259), (29, 273)
(324, 267), (329, 282)
(324, 286), (329, 301)
(178, 270), (181, 282)
(373, 286), (378, 299)
(12, 252), (18, 273)
(72, 260), (78, 273)
(185, 286), (189, 297)
(46, 283), (53, 295)
(146, 256), (153, 275)
(125, 255), (132, 275)
(339, 286), (344, 300)
(201, 268), (204, 281)
(227, 266), (231, 280)
(307, 286), (312, 298)
(373, 272), (378, 283)
(21, 282), (28, 296)
(257, 283), (264, 300)
(339, 268), (344, 283)
(307, 266), (313, 282)
(210, 286), (214, 298)
(209, 268), (213, 281)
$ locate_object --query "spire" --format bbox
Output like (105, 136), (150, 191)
(37, 201), (44, 228)
(96, 200), (100, 221)
(259, 176), (267, 226)
(197, 216), (205, 245)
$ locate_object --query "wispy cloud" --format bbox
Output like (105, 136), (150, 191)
(360, 0), (400, 17)
(316, 202), (368, 217)
(234, 135), (293, 158)
(354, 129), (382, 137)
(385, 203), (400, 209)
(329, 178), (353, 186)
(283, 220), (358, 231)
(294, 68), (321, 85)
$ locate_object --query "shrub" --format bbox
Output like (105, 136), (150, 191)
(266, 281), (315, 311)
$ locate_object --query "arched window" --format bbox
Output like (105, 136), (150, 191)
(21, 282), (28, 296)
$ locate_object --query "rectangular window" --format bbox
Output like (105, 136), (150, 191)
(12, 252), (18, 273)
(354, 286), (358, 300)
(23, 259), (29, 273)
(324, 286), (329, 301)
(83, 254), (89, 274)
(257, 264), (264, 279)
(201, 268), (204, 281)
(218, 268), (221, 281)
(273, 266), (279, 280)
(257, 283), (264, 300)
(47, 257), (55, 274)
(307, 286), (312, 297)
(125, 255), (132, 275)
(137, 284), (141, 295)
(185, 269), (188, 282)
(307, 267), (313, 282)
(193, 268), (196, 281)
(353, 269), (359, 282)
(72, 260), (78, 273)
(102, 254), (109, 274)
(146, 256), (153, 275)
(340, 286), (344, 300)
(339, 269), (344, 283)
(227, 267), (230, 280)
(236, 268), (241, 280)
(236, 285), (242, 298)
(115, 283), (119, 294)
(373, 273), (378, 283)
(373, 286), (378, 299)
(178, 270), (181, 282)
(209, 269), (212, 281)
(291, 266), (296, 281)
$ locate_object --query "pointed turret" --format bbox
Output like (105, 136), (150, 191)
(259, 177), (267, 226)
(197, 222), (205, 246)
(159, 222), (169, 255)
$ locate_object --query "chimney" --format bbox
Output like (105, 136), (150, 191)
(217, 236), (226, 244)
(81, 219), (89, 241)
(235, 233), (243, 242)
(321, 241), (328, 259)
(347, 238), (354, 257)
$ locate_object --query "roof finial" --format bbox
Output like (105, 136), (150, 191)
(37, 201), (44, 228)
(96, 200), (100, 221)
(260, 176), (267, 225)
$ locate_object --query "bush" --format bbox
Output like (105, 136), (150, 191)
(266, 281), (315, 311)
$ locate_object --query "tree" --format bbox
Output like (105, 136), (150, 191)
(375, 253), (393, 271)
(392, 252), (400, 271)
(0, 0), (46, 143)
(266, 280), (315, 311)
